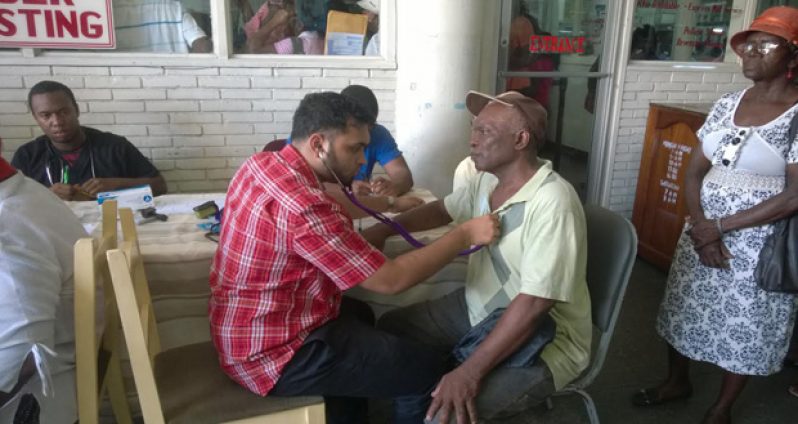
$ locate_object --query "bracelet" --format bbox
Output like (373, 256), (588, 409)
(386, 196), (396, 211)
(715, 217), (724, 234)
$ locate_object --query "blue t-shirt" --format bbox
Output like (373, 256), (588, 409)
(287, 124), (401, 181)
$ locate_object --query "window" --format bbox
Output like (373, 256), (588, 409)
(0, 0), (388, 60)
(112, 0), (214, 53)
(631, 0), (743, 62)
(757, 0), (798, 14)
(231, 0), (379, 56)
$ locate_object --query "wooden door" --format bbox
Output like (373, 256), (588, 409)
(632, 103), (709, 271)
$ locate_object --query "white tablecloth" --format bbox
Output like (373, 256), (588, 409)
(66, 189), (467, 348)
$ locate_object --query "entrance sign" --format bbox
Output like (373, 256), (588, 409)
(0, 0), (114, 49)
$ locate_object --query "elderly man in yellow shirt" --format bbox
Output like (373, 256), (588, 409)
(363, 90), (591, 424)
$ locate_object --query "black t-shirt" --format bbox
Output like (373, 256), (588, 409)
(11, 127), (160, 187)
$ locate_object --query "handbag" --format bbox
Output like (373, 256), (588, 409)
(754, 109), (798, 293)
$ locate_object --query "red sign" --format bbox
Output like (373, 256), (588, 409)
(529, 35), (586, 54)
(0, 0), (114, 49)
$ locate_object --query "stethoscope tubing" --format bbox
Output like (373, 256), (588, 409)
(342, 187), (482, 256)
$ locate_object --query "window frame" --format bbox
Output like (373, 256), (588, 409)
(626, 0), (751, 66)
(0, 0), (396, 69)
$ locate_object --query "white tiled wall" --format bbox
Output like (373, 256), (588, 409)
(608, 65), (750, 217)
(0, 65), (396, 193)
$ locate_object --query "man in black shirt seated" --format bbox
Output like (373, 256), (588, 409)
(12, 81), (167, 201)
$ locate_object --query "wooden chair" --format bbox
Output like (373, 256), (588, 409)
(107, 208), (325, 424)
(74, 200), (134, 424)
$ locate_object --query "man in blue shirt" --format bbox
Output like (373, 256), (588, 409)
(284, 85), (420, 217)
(341, 85), (414, 197)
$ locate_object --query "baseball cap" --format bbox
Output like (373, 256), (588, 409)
(466, 90), (548, 146)
(730, 6), (798, 54)
(357, 0), (380, 14)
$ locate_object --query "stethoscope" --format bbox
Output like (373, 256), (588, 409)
(319, 149), (483, 256)
(44, 143), (96, 186)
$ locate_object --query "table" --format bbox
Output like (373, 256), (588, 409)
(68, 193), (227, 350)
(67, 189), (467, 349)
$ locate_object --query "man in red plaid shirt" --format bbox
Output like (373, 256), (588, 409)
(209, 92), (499, 424)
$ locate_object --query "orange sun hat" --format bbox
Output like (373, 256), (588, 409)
(730, 6), (798, 55)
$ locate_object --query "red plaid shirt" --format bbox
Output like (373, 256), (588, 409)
(209, 145), (386, 396)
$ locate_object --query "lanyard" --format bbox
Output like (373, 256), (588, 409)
(45, 147), (96, 186)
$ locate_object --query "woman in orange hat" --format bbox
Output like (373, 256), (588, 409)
(632, 6), (798, 423)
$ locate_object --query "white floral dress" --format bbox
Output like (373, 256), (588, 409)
(657, 89), (798, 375)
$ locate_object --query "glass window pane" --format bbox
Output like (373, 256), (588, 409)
(631, 0), (743, 62)
(756, 0), (798, 14)
(502, 1), (607, 199)
(111, 0), (213, 53)
(507, 1), (605, 110)
(233, 0), (380, 56)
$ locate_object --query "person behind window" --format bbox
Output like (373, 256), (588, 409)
(12, 81), (167, 201)
(209, 91), (500, 424)
(358, 0), (380, 56)
(364, 90), (590, 424)
(506, 11), (556, 110)
(631, 7), (798, 424)
(0, 138), (88, 424)
(113, 0), (212, 53)
(630, 24), (658, 60)
(246, 0), (338, 54)
(244, 0), (300, 54)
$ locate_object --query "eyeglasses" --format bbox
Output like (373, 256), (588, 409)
(736, 40), (784, 56)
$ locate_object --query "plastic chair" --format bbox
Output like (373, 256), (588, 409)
(107, 208), (325, 424)
(547, 204), (637, 424)
(74, 200), (134, 424)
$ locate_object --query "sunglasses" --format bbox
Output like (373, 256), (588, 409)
(736, 40), (784, 56)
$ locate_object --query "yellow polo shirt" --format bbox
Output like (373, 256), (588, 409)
(443, 159), (592, 390)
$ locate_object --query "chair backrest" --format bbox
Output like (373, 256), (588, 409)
(108, 209), (165, 424)
(262, 138), (287, 152)
(108, 239), (166, 424)
(74, 200), (134, 424)
(572, 204), (637, 388)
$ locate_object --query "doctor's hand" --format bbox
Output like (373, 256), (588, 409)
(426, 366), (481, 424)
(459, 213), (500, 247)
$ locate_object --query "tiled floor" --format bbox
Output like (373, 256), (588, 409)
(115, 259), (797, 423)
(500, 259), (798, 424)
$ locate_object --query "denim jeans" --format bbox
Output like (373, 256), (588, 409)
(377, 288), (557, 423)
(268, 297), (447, 424)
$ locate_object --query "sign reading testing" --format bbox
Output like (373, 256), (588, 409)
(0, 0), (114, 49)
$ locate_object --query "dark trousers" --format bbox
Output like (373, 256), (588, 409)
(377, 289), (556, 423)
(269, 297), (447, 424)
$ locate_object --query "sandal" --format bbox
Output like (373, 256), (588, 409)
(789, 384), (798, 398)
(631, 386), (693, 407)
